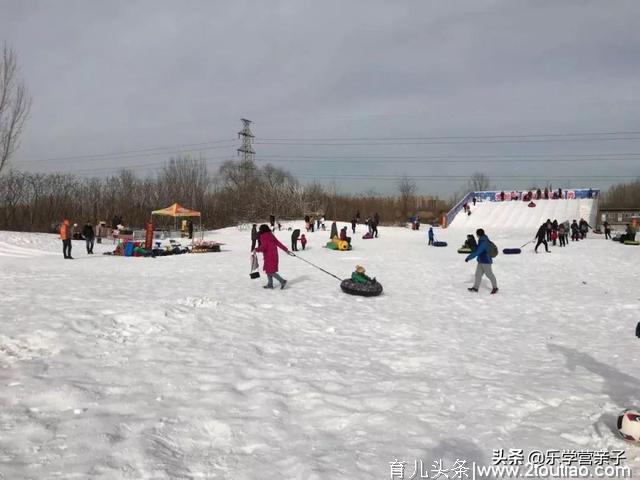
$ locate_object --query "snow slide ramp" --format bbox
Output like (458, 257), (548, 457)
(448, 199), (597, 231)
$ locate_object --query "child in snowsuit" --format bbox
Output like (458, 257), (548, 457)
(428, 227), (434, 246)
(340, 226), (351, 246)
(300, 234), (307, 250)
(351, 265), (375, 284)
(463, 234), (477, 251)
(255, 224), (290, 289)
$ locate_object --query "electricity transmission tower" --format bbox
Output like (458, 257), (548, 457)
(237, 118), (255, 163)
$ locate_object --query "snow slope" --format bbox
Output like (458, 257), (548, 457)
(449, 199), (597, 232)
(0, 224), (639, 479)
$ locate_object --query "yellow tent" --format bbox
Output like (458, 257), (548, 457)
(152, 203), (201, 217)
(151, 203), (202, 241)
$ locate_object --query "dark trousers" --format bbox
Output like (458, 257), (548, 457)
(559, 235), (566, 247)
(428, 239), (433, 245)
(86, 237), (95, 253)
(62, 239), (72, 258)
(372, 226), (378, 238)
(535, 237), (548, 252)
(605, 230), (611, 239)
(571, 231), (579, 241)
(291, 239), (298, 251)
(251, 239), (256, 251)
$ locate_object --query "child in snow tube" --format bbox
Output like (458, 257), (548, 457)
(340, 265), (383, 296)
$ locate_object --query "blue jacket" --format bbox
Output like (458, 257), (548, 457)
(465, 235), (492, 264)
(428, 228), (434, 240)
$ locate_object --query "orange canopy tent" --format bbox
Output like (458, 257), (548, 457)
(151, 203), (202, 241)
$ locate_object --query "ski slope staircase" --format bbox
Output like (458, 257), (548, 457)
(448, 199), (597, 232)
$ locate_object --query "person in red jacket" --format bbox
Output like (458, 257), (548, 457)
(254, 224), (291, 289)
(299, 234), (307, 250)
(60, 219), (73, 259)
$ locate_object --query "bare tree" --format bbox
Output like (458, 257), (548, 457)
(467, 172), (491, 192)
(0, 44), (31, 174)
(398, 175), (417, 222)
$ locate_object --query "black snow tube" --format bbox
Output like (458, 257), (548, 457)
(503, 248), (522, 254)
(340, 279), (383, 297)
(433, 241), (448, 247)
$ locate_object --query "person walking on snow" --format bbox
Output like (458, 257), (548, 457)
(558, 222), (567, 247)
(571, 220), (580, 242)
(254, 224), (291, 289)
(428, 226), (434, 246)
(330, 221), (338, 239)
(603, 221), (611, 240)
(465, 229), (498, 294)
(60, 219), (73, 259)
(82, 221), (95, 254)
(291, 228), (300, 251)
(579, 218), (591, 239)
(351, 217), (357, 234)
(250, 224), (259, 251)
(534, 223), (550, 253)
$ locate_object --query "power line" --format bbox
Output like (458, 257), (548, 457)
(40, 152), (640, 176)
(19, 138), (236, 165)
(256, 152), (640, 160)
(259, 130), (640, 141)
(256, 137), (640, 146)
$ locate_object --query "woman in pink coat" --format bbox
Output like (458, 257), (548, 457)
(254, 224), (290, 289)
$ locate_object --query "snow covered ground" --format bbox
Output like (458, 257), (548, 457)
(0, 221), (639, 479)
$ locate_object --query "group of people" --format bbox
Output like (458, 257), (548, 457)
(533, 218), (592, 253)
(303, 214), (325, 232)
(497, 187), (596, 202)
(290, 229), (308, 251)
(59, 220), (97, 259)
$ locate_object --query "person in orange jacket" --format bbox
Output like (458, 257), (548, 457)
(60, 219), (73, 259)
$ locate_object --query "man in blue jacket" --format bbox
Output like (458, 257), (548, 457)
(465, 228), (498, 294)
(428, 227), (434, 246)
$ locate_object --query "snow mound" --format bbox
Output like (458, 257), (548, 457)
(449, 199), (597, 232)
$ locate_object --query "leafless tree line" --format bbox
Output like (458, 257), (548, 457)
(599, 179), (640, 209)
(0, 157), (453, 232)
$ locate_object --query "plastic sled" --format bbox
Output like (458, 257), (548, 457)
(503, 248), (522, 254)
(340, 279), (383, 297)
(457, 247), (472, 254)
(624, 240), (640, 246)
